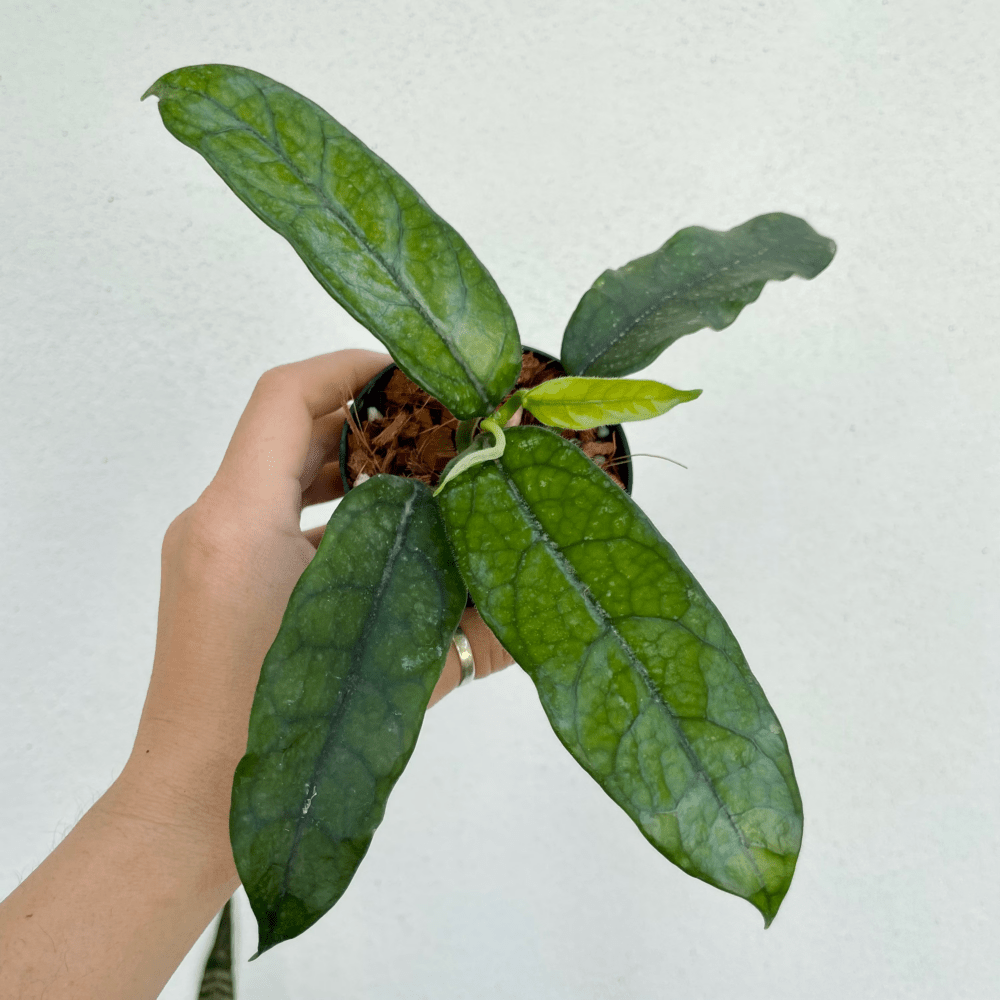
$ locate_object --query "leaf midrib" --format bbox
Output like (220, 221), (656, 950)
(493, 452), (766, 892)
(169, 78), (490, 408)
(275, 485), (419, 907)
(575, 240), (769, 374)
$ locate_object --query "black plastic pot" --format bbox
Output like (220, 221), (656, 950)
(339, 346), (633, 495)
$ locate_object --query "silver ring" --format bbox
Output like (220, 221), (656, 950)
(452, 627), (475, 686)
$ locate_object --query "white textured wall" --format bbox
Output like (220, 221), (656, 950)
(2, 2), (997, 997)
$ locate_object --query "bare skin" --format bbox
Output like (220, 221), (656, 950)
(0, 350), (513, 999)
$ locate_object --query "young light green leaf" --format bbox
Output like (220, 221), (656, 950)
(437, 427), (802, 926)
(561, 212), (836, 377)
(230, 475), (466, 957)
(433, 416), (505, 496)
(519, 376), (701, 430)
(143, 64), (522, 419)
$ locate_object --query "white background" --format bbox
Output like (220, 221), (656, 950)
(2, 1), (997, 997)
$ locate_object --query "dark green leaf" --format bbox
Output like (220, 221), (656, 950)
(143, 64), (521, 419)
(231, 475), (466, 957)
(561, 212), (836, 377)
(198, 898), (234, 999)
(438, 427), (802, 925)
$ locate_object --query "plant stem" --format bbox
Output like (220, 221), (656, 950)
(491, 389), (527, 429)
(455, 418), (479, 451)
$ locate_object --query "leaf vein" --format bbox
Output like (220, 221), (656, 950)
(174, 83), (490, 406)
(494, 459), (764, 891)
(275, 484), (420, 906)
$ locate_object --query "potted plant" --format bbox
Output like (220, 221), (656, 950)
(143, 63), (836, 960)
(340, 345), (636, 495)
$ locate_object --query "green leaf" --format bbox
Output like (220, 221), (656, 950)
(230, 475), (466, 957)
(520, 376), (701, 430)
(561, 212), (836, 377)
(143, 64), (521, 419)
(437, 427), (802, 925)
(433, 416), (506, 496)
(197, 898), (234, 999)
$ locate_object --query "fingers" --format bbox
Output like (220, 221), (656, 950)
(460, 609), (514, 679)
(302, 523), (326, 549)
(298, 534), (515, 704)
(428, 608), (515, 708)
(298, 409), (348, 496)
(206, 349), (391, 527)
(300, 459), (344, 510)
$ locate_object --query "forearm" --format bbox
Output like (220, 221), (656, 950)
(0, 741), (240, 1000)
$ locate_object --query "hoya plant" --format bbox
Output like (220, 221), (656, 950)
(143, 64), (836, 959)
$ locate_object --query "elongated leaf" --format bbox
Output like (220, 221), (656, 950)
(438, 427), (802, 924)
(231, 475), (466, 957)
(198, 898), (234, 999)
(433, 416), (505, 496)
(521, 376), (701, 430)
(561, 212), (836, 377)
(143, 64), (521, 419)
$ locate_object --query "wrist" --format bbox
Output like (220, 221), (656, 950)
(117, 726), (242, 891)
(0, 746), (240, 998)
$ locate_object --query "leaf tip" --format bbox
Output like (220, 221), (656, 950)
(751, 890), (783, 929)
(140, 77), (165, 102)
(739, 843), (799, 928)
(249, 918), (289, 960)
(747, 854), (798, 929)
(248, 926), (280, 961)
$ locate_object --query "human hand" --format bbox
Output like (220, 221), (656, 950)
(127, 350), (513, 840)
(0, 351), (517, 1000)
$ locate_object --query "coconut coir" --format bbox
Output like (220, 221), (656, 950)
(345, 351), (627, 491)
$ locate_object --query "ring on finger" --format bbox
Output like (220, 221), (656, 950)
(452, 627), (475, 687)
